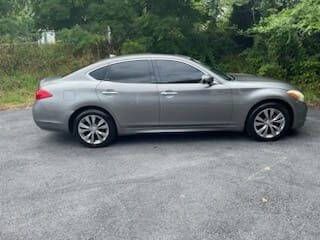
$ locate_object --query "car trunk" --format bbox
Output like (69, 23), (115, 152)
(39, 77), (62, 88)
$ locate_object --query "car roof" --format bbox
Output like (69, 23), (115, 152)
(110, 53), (190, 60)
(64, 54), (195, 79)
(94, 54), (192, 66)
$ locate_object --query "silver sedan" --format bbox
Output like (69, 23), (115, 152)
(32, 54), (307, 147)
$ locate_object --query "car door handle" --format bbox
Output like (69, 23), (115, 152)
(161, 91), (179, 96)
(101, 90), (119, 95)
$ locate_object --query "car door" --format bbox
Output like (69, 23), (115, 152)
(154, 59), (233, 127)
(95, 60), (159, 128)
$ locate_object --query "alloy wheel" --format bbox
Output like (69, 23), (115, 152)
(78, 114), (110, 145)
(254, 108), (286, 139)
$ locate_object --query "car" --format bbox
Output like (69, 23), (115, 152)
(32, 54), (307, 147)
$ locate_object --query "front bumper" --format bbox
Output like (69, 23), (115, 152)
(292, 101), (308, 129)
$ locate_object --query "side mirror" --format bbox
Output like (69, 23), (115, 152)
(201, 75), (214, 86)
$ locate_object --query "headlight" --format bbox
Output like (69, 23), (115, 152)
(287, 90), (305, 102)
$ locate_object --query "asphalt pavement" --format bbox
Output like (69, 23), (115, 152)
(1, 108), (320, 240)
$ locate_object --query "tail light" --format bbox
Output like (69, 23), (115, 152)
(36, 89), (52, 100)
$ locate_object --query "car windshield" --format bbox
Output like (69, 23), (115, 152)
(191, 58), (234, 81)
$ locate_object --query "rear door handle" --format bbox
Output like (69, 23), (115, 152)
(161, 91), (179, 96)
(101, 90), (119, 95)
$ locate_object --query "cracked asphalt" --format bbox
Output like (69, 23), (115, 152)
(1, 108), (320, 240)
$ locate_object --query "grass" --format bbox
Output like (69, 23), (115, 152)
(0, 73), (51, 110)
(0, 90), (34, 105)
(0, 74), (36, 110)
(0, 43), (97, 110)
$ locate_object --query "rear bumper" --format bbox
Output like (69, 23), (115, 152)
(32, 100), (69, 133)
(34, 119), (66, 132)
(292, 101), (308, 129)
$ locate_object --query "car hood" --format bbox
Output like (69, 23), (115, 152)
(230, 73), (296, 90)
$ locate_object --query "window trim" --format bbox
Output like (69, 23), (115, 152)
(86, 57), (224, 84)
(153, 59), (207, 84)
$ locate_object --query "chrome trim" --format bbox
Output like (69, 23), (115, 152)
(101, 90), (119, 95)
(85, 56), (225, 84)
(161, 91), (179, 96)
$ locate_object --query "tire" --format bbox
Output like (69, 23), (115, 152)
(74, 109), (117, 148)
(246, 102), (291, 141)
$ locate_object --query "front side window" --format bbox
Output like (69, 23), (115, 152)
(107, 60), (151, 83)
(156, 60), (203, 84)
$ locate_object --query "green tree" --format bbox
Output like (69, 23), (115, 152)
(248, 0), (320, 83)
(0, 0), (35, 42)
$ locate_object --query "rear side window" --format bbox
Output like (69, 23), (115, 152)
(156, 60), (203, 84)
(107, 60), (151, 83)
(89, 66), (108, 80)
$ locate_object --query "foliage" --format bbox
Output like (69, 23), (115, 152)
(247, 0), (320, 86)
(57, 26), (105, 55)
(0, 43), (94, 77)
(252, 0), (320, 34)
(0, 0), (320, 106)
(121, 40), (148, 55)
(0, 43), (95, 106)
(0, 0), (35, 42)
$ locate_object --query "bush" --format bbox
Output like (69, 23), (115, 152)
(0, 43), (96, 105)
(291, 59), (320, 84)
(0, 43), (97, 106)
(257, 63), (286, 79)
(0, 43), (96, 77)
(247, 0), (320, 88)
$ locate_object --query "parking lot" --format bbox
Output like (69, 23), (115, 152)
(1, 108), (320, 240)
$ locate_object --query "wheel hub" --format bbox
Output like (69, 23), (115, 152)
(254, 108), (286, 139)
(78, 115), (110, 145)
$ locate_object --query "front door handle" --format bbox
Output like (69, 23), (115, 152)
(101, 90), (119, 95)
(161, 91), (179, 96)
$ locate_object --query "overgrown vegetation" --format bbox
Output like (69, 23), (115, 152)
(0, 44), (95, 106)
(0, 0), (319, 108)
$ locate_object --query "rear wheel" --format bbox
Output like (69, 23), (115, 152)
(74, 110), (117, 147)
(246, 102), (291, 141)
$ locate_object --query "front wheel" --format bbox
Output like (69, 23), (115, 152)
(246, 102), (291, 141)
(74, 110), (117, 148)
